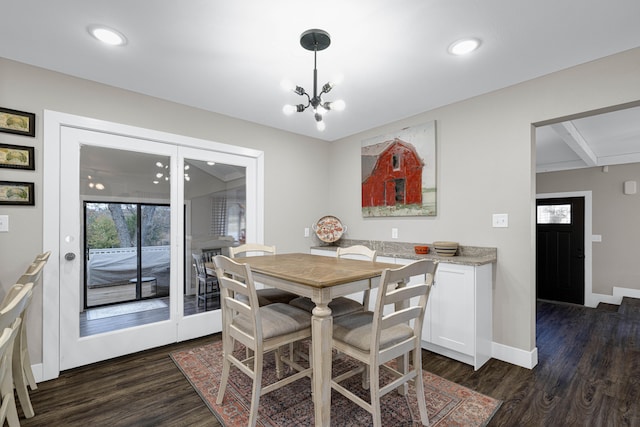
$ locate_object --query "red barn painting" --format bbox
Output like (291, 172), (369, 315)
(362, 138), (423, 207)
(361, 122), (436, 217)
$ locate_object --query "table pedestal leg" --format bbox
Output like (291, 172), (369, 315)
(312, 302), (332, 427)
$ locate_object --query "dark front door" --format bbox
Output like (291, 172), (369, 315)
(536, 197), (585, 304)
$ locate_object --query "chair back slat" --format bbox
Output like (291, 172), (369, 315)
(0, 283), (33, 331)
(229, 243), (276, 258)
(381, 306), (423, 329)
(34, 251), (51, 262)
(383, 283), (428, 306)
(17, 260), (47, 285)
(336, 245), (377, 262)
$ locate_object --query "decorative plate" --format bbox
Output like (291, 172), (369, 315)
(313, 215), (345, 243)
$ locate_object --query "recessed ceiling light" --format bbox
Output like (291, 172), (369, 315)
(88, 25), (127, 46)
(448, 38), (480, 56)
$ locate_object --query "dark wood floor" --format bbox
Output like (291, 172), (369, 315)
(19, 298), (640, 426)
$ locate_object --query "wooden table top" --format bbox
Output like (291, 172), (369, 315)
(233, 253), (397, 288)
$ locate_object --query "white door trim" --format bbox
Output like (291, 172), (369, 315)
(535, 191), (595, 307)
(43, 110), (264, 381)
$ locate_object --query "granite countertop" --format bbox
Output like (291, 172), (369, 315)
(311, 239), (496, 266)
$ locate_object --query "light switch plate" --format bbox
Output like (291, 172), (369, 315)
(391, 228), (398, 239)
(492, 213), (508, 228)
(0, 215), (8, 232)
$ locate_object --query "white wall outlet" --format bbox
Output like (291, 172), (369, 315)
(391, 228), (398, 239)
(492, 213), (508, 228)
(304, 227), (310, 237)
(0, 215), (8, 232)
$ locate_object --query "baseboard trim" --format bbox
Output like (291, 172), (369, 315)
(588, 287), (640, 307)
(613, 286), (640, 299)
(491, 342), (538, 369)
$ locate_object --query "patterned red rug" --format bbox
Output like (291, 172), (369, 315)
(171, 341), (501, 426)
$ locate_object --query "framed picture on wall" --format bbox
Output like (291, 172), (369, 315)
(361, 121), (437, 217)
(0, 181), (35, 206)
(0, 107), (36, 137)
(0, 143), (35, 170)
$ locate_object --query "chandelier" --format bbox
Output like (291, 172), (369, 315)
(282, 29), (345, 131)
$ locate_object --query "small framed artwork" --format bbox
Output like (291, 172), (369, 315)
(0, 107), (36, 137)
(0, 143), (35, 170)
(0, 181), (35, 206)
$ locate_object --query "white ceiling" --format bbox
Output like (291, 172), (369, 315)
(536, 106), (640, 173)
(1, 1), (640, 168)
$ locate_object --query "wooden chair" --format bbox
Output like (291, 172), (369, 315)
(229, 244), (297, 305)
(0, 283), (35, 425)
(289, 245), (377, 317)
(14, 259), (47, 397)
(330, 259), (438, 427)
(192, 253), (219, 310)
(0, 319), (21, 427)
(212, 255), (312, 427)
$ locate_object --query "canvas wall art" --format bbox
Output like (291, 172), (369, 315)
(361, 121), (436, 217)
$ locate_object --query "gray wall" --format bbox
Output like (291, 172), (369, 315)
(0, 57), (330, 364)
(331, 47), (640, 354)
(537, 163), (640, 295)
(1, 46), (639, 368)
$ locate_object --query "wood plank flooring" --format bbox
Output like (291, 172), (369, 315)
(18, 299), (640, 426)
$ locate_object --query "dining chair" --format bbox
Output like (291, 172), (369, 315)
(212, 255), (312, 427)
(330, 259), (438, 427)
(192, 253), (219, 310)
(289, 245), (377, 317)
(0, 319), (22, 427)
(229, 244), (297, 305)
(0, 282), (35, 424)
(15, 259), (47, 395)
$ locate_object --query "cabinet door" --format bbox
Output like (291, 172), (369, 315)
(429, 264), (475, 356)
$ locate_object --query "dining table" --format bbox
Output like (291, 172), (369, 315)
(207, 252), (397, 427)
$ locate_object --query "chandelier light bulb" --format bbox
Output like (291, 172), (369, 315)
(283, 104), (297, 115)
(156, 172), (163, 178)
(316, 120), (326, 132)
(330, 100), (346, 111)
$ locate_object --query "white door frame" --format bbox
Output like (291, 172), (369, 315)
(536, 191), (596, 307)
(42, 110), (264, 381)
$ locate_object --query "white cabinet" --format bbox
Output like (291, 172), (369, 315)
(421, 262), (492, 370)
(311, 247), (493, 370)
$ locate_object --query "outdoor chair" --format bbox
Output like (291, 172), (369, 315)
(192, 253), (219, 310)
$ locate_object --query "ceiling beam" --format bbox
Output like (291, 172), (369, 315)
(549, 121), (598, 167)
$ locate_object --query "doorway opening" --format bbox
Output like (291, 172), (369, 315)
(536, 196), (585, 305)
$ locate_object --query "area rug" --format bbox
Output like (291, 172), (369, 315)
(171, 341), (501, 426)
(86, 299), (167, 320)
